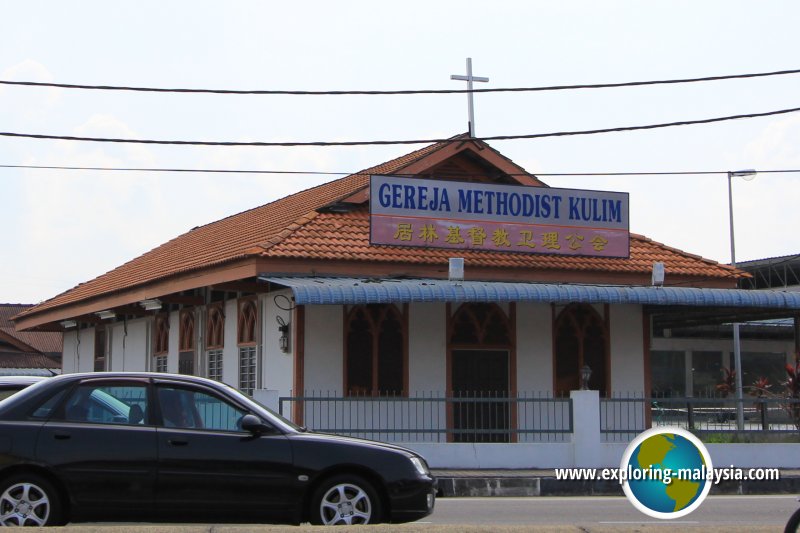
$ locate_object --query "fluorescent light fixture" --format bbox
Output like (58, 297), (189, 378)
(139, 299), (162, 311)
(96, 310), (116, 320)
(651, 262), (665, 287)
(60, 320), (77, 329)
(729, 169), (756, 179)
(449, 257), (464, 282)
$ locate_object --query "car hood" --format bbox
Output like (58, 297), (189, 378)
(287, 431), (420, 457)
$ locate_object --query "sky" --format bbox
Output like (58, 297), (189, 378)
(2, 1), (800, 304)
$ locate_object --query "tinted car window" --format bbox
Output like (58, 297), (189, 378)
(158, 386), (248, 431)
(0, 387), (26, 401)
(62, 383), (148, 425)
(30, 389), (68, 419)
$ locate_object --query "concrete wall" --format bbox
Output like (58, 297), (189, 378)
(59, 298), (647, 397)
(222, 299), (239, 387)
(299, 301), (646, 395)
(262, 290), (294, 397)
(609, 305), (645, 394)
(62, 329), (94, 373)
(407, 390), (800, 469)
(516, 302), (553, 392)
(408, 303), (446, 393)
(108, 319), (148, 371)
(303, 305), (343, 394)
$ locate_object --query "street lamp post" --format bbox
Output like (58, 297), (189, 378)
(727, 169), (756, 431)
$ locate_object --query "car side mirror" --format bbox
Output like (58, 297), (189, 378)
(240, 414), (272, 435)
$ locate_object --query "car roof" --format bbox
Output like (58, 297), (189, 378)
(0, 375), (48, 387)
(49, 372), (231, 391)
(54, 371), (218, 383)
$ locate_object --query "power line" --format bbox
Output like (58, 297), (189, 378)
(2, 68), (799, 95)
(2, 163), (800, 177)
(0, 164), (348, 176)
(2, 105), (799, 147)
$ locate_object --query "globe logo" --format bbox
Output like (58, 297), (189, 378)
(621, 427), (713, 519)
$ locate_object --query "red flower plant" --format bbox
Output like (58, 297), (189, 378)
(716, 367), (736, 397)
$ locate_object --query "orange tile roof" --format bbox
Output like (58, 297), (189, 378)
(0, 305), (62, 353)
(0, 352), (59, 370)
(16, 135), (740, 323)
(260, 206), (739, 279)
(17, 138), (458, 319)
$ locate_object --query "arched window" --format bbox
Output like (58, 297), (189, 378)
(179, 309), (195, 352)
(178, 309), (195, 375)
(450, 303), (511, 346)
(154, 314), (169, 355)
(554, 304), (608, 396)
(345, 304), (406, 396)
(237, 299), (258, 345)
(237, 298), (258, 395)
(205, 303), (225, 382)
(153, 314), (169, 373)
(206, 304), (225, 349)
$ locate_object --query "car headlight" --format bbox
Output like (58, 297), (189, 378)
(410, 456), (429, 476)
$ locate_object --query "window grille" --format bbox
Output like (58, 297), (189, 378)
(207, 349), (223, 382)
(239, 346), (257, 396)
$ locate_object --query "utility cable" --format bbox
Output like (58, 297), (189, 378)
(2, 68), (800, 95)
(2, 105), (799, 147)
(1, 164), (799, 177)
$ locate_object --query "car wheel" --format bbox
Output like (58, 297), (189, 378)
(310, 474), (382, 525)
(0, 473), (63, 526)
(786, 506), (800, 533)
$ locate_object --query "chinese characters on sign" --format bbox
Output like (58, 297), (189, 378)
(370, 175), (629, 258)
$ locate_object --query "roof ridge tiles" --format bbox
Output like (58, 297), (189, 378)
(259, 211), (321, 251)
(630, 232), (739, 272)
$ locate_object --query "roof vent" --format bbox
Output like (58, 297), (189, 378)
(449, 258), (464, 284)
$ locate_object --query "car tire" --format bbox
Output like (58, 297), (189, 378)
(309, 474), (382, 525)
(785, 506), (800, 533)
(0, 472), (64, 526)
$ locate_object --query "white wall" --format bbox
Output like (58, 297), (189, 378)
(609, 304), (645, 394)
(303, 305), (343, 394)
(61, 329), (93, 373)
(408, 303), (446, 393)
(108, 318), (149, 371)
(222, 299), (239, 388)
(516, 302), (553, 393)
(261, 290), (294, 396)
(300, 302), (650, 396)
(80, 327), (95, 373)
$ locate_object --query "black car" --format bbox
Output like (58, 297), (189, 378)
(0, 376), (48, 401)
(0, 372), (435, 526)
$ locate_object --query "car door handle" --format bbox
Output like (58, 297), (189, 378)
(53, 433), (71, 440)
(167, 439), (188, 446)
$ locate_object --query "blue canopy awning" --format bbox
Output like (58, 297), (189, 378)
(261, 276), (800, 310)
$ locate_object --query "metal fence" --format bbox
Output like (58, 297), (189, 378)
(601, 394), (800, 442)
(279, 392), (573, 443)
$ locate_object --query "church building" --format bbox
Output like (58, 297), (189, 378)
(14, 135), (800, 467)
